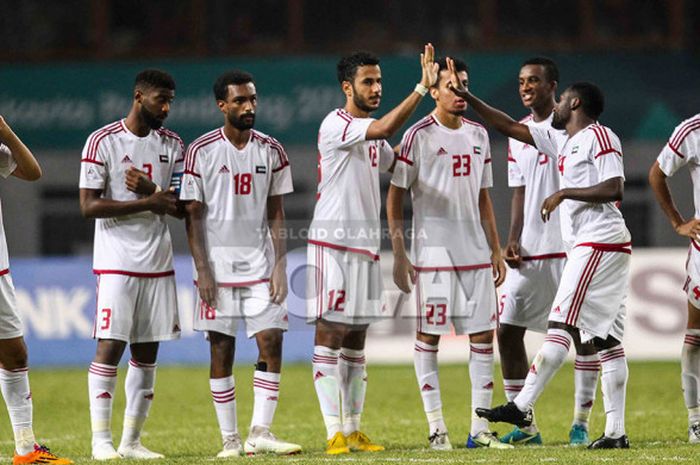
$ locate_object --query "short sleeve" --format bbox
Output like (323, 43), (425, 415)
(390, 129), (419, 189)
(79, 132), (108, 190)
(0, 144), (17, 179)
(507, 139), (525, 187)
(657, 118), (700, 177)
(378, 140), (394, 173)
(480, 136), (493, 189)
(179, 144), (204, 202)
(321, 111), (373, 150)
(269, 139), (293, 196)
(169, 136), (186, 194)
(529, 125), (559, 159)
(590, 127), (625, 182)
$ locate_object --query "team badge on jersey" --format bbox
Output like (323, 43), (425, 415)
(159, 154), (169, 163)
(256, 165), (267, 174)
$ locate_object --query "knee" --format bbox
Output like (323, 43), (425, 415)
(258, 330), (283, 360)
(209, 334), (235, 366)
(470, 330), (494, 345)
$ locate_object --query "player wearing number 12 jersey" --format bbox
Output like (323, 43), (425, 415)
(79, 70), (184, 460)
(388, 57), (509, 451)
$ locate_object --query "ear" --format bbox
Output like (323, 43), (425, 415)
(429, 86), (440, 101)
(133, 89), (143, 102)
(569, 96), (581, 111)
(341, 81), (353, 99)
(217, 100), (227, 114)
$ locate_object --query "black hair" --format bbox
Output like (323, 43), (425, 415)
(336, 51), (380, 84)
(213, 70), (255, 101)
(521, 57), (559, 83)
(568, 82), (605, 119)
(434, 57), (469, 87)
(134, 69), (176, 91)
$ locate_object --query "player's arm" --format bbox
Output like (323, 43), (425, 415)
(540, 177), (623, 222)
(387, 184), (415, 293)
(365, 43), (439, 140)
(445, 58), (534, 146)
(267, 195), (288, 304)
(649, 161), (700, 238)
(479, 188), (506, 287)
(79, 187), (177, 218)
(184, 200), (216, 307)
(0, 116), (41, 181)
(504, 186), (525, 268)
(125, 167), (185, 219)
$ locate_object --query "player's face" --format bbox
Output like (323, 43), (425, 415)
(349, 65), (382, 113)
(219, 83), (257, 130)
(552, 90), (572, 130)
(138, 87), (174, 130)
(432, 69), (468, 115)
(519, 65), (554, 109)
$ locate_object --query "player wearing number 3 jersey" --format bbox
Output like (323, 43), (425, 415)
(79, 70), (184, 460)
(387, 57), (509, 451)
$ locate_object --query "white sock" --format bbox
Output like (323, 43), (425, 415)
(503, 378), (537, 432)
(599, 345), (628, 438)
(573, 354), (600, 427)
(339, 348), (367, 436)
(252, 371), (280, 429)
(414, 341), (446, 434)
(120, 359), (156, 446)
(469, 343), (494, 436)
(88, 362), (118, 449)
(312, 346), (341, 439)
(682, 330), (700, 425)
(210, 376), (237, 438)
(515, 329), (572, 412)
(0, 368), (35, 455)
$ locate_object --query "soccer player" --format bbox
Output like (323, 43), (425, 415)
(0, 117), (72, 465)
(180, 70), (301, 457)
(387, 57), (510, 451)
(648, 113), (700, 444)
(446, 58), (631, 449)
(308, 44), (438, 454)
(79, 69), (184, 460)
(498, 58), (600, 446)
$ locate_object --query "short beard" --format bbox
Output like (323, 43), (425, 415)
(450, 108), (466, 117)
(229, 113), (255, 130)
(551, 113), (566, 130)
(141, 106), (164, 130)
(352, 91), (378, 113)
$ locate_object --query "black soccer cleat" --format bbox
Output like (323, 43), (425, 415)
(587, 434), (630, 449)
(475, 402), (533, 428)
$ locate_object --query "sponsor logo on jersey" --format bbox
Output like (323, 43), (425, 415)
(159, 154), (169, 163)
(256, 165), (267, 174)
(437, 147), (448, 156)
(218, 165), (230, 174)
(121, 154), (133, 163)
(553, 306), (561, 314)
(473, 146), (481, 155)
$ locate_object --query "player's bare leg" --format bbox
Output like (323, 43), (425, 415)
(414, 332), (451, 450)
(683, 301), (700, 443)
(208, 332), (242, 458)
(117, 342), (163, 459)
(244, 329), (301, 455)
(571, 335), (600, 445)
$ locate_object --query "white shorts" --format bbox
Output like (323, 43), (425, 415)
(306, 243), (383, 326)
(549, 243), (630, 342)
(684, 240), (700, 309)
(93, 273), (180, 343)
(499, 256), (565, 333)
(413, 267), (497, 336)
(194, 282), (288, 338)
(0, 273), (22, 339)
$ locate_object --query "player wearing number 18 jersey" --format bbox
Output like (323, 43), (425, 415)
(388, 58), (509, 451)
(79, 70), (183, 460)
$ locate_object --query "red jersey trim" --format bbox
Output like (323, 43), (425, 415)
(414, 263), (492, 272)
(81, 158), (105, 166)
(94, 269), (175, 278)
(0, 268), (9, 277)
(594, 148), (622, 159)
(308, 240), (380, 261)
(401, 115), (436, 161)
(667, 142), (686, 159)
(575, 241), (632, 254)
(184, 169), (201, 178)
(691, 238), (700, 252)
(522, 252), (567, 261)
(670, 119), (700, 150)
(396, 155), (414, 166)
(194, 278), (270, 288)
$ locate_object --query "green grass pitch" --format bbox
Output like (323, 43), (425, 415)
(0, 361), (696, 464)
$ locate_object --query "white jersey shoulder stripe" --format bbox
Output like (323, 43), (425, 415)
(589, 124), (621, 159)
(83, 121), (124, 164)
(185, 129), (224, 174)
(251, 130), (290, 171)
(156, 127), (185, 160)
(399, 115), (436, 164)
(335, 109), (354, 142)
(461, 117), (487, 132)
(670, 118), (700, 155)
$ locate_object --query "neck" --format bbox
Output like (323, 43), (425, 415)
(344, 101), (371, 119)
(124, 109), (151, 137)
(223, 123), (250, 149)
(565, 114), (595, 137)
(530, 100), (555, 123)
(434, 108), (462, 129)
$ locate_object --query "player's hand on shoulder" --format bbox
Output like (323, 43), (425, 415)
(492, 253), (506, 288)
(503, 242), (522, 269)
(197, 267), (217, 307)
(269, 260), (288, 304)
(147, 187), (178, 215)
(126, 166), (158, 195)
(675, 218), (700, 239)
(419, 43), (439, 88)
(393, 253), (415, 293)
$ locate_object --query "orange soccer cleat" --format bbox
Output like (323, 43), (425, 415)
(13, 444), (73, 465)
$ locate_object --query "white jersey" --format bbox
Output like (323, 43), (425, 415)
(508, 114), (566, 259)
(0, 144), (17, 272)
(79, 119), (184, 275)
(530, 123), (629, 247)
(391, 115), (493, 270)
(657, 113), (700, 217)
(180, 128), (293, 285)
(309, 108), (394, 259)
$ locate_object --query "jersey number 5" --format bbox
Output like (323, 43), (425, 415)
(452, 154), (471, 177)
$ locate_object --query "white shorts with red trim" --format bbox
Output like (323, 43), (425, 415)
(499, 254), (566, 333)
(684, 239), (700, 309)
(0, 271), (23, 339)
(306, 242), (384, 326)
(413, 266), (497, 336)
(548, 242), (630, 342)
(194, 281), (288, 338)
(94, 272), (180, 343)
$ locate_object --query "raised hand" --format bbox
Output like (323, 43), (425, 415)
(419, 43), (439, 88)
(446, 57), (469, 98)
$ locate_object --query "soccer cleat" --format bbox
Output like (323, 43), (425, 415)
(587, 434), (629, 449)
(244, 427), (302, 455)
(14, 444), (73, 465)
(325, 432), (350, 455)
(217, 433), (243, 458)
(91, 442), (122, 461)
(475, 402), (533, 428)
(346, 431), (384, 452)
(428, 430), (452, 450)
(117, 441), (164, 459)
(500, 426), (542, 445)
(569, 424), (590, 446)
(466, 431), (514, 449)
(690, 422), (700, 444)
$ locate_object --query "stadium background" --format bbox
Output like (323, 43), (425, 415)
(0, 0), (699, 366)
